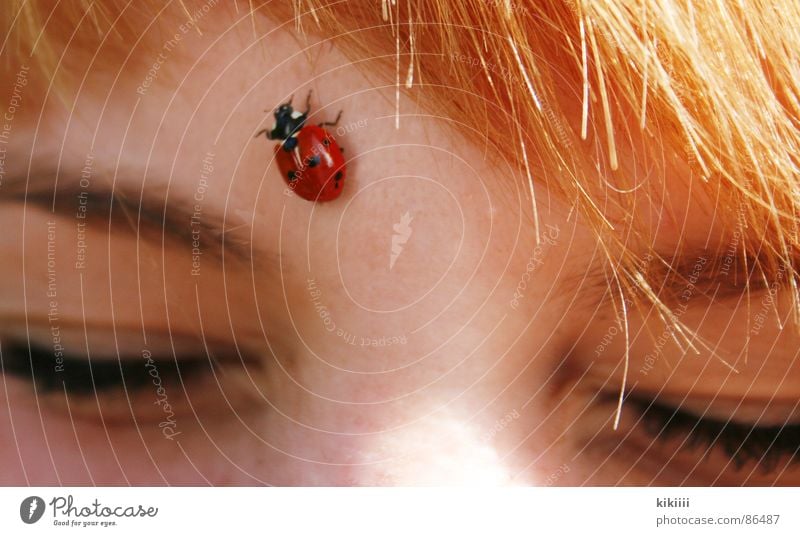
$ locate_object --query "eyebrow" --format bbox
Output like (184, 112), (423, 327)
(634, 247), (780, 307)
(575, 245), (786, 314)
(3, 168), (264, 268)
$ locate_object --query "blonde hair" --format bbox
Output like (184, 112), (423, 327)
(5, 0), (800, 328)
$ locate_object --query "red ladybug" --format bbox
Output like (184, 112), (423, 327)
(256, 92), (346, 202)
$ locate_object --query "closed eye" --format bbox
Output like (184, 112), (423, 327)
(1, 337), (214, 395)
(629, 396), (800, 473)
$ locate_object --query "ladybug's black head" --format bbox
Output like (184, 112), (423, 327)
(268, 99), (306, 141)
(274, 102), (295, 121)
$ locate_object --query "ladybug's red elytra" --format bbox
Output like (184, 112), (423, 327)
(256, 91), (346, 202)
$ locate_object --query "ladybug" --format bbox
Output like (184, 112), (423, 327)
(256, 91), (346, 202)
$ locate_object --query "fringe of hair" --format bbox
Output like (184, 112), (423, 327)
(4, 0), (800, 334)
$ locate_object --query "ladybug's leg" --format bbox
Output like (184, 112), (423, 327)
(318, 110), (343, 128)
(254, 128), (270, 139)
(304, 90), (313, 115)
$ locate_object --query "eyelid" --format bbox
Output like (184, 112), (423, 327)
(3, 321), (243, 364)
(627, 396), (800, 472)
(1, 336), (217, 394)
(634, 392), (800, 427)
(1, 331), (263, 424)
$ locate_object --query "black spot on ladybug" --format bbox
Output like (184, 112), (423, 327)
(287, 170), (297, 181)
(283, 137), (298, 151)
(335, 171), (343, 181)
(322, 138), (330, 146)
(339, 147), (344, 153)
(307, 155), (320, 168)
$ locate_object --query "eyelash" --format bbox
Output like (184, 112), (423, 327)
(8, 337), (799, 475)
(630, 397), (800, 473)
(1, 338), (211, 395)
